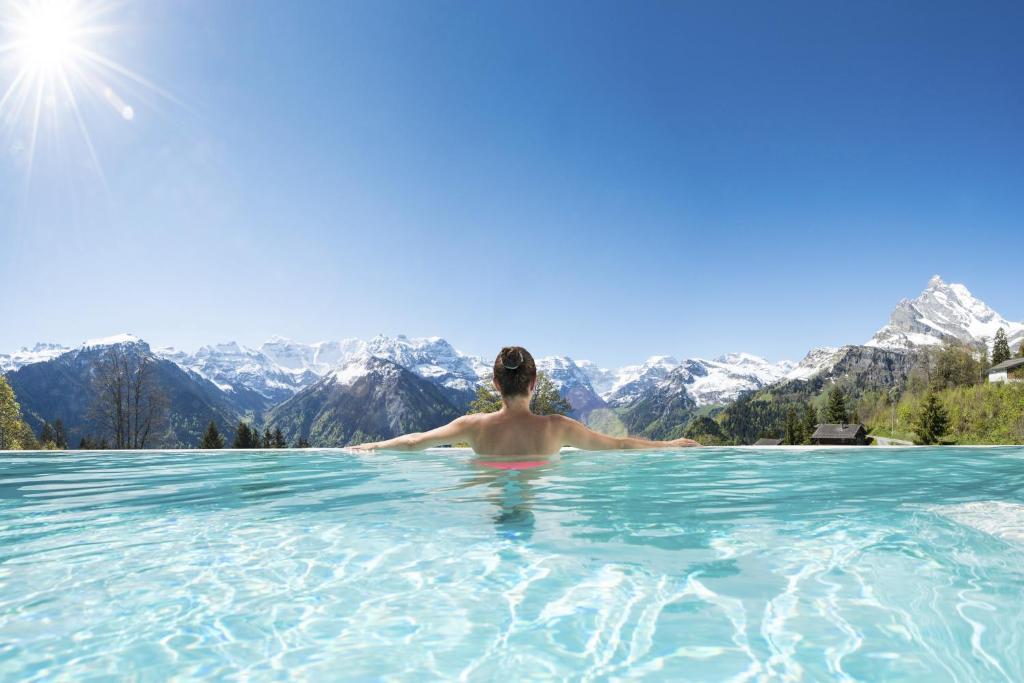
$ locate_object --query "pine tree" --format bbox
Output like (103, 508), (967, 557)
(53, 419), (67, 449)
(783, 406), (802, 445)
(802, 403), (818, 444)
(913, 392), (950, 445)
(824, 386), (849, 424)
(466, 385), (502, 414)
(201, 421), (225, 449)
(530, 374), (573, 416)
(272, 427), (286, 448)
(992, 328), (1012, 365)
(296, 436), (311, 448)
(262, 428), (272, 449)
(233, 422), (256, 449)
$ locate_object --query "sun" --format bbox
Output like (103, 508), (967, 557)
(0, 0), (170, 179)
(14, 1), (82, 74)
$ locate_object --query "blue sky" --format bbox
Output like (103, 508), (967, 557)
(2, 0), (1022, 367)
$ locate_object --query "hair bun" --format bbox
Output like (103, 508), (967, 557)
(501, 348), (524, 370)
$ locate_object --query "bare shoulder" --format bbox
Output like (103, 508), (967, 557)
(546, 413), (582, 433)
(453, 413), (484, 427)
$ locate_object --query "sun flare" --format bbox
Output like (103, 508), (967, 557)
(1, 0), (169, 179)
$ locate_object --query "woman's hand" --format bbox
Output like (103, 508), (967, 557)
(349, 441), (382, 451)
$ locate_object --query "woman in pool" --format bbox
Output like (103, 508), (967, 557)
(352, 346), (701, 455)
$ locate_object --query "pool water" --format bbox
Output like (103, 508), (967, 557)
(1, 447), (1023, 681)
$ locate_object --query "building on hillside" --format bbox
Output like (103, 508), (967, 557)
(810, 423), (868, 446)
(987, 357), (1024, 384)
(753, 438), (783, 446)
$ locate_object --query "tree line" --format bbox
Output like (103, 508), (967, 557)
(199, 421), (310, 449)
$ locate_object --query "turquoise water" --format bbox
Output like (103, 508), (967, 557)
(1, 447), (1023, 681)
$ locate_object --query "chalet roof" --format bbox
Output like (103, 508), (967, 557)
(987, 357), (1024, 373)
(753, 438), (783, 446)
(811, 423), (866, 440)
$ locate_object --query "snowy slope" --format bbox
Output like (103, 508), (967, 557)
(783, 346), (845, 381)
(156, 342), (317, 402)
(593, 353), (794, 408)
(0, 343), (70, 372)
(867, 275), (1024, 350)
(535, 356), (607, 417)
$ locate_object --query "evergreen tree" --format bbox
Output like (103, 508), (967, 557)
(201, 421), (225, 449)
(824, 386), (849, 424)
(992, 328), (1012, 365)
(530, 374), (573, 416)
(802, 403), (818, 444)
(466, 385), (502, 414)
(262, 428), (272, 449)
(913, 392), (950, 445)
(53, 419), (67, 449)
(272, 427), (286, 448)
(232, 422), (257, 448)
(0, 376), (36, 450)
(783, 406), (803, 445)
(295, 436), (311, 448)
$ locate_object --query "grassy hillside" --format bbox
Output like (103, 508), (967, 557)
(863, 382), (1024, 445)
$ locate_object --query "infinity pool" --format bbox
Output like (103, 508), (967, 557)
(1, 447), (1023, 681)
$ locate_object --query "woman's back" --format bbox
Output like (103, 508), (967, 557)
(465, 410), (562, 456)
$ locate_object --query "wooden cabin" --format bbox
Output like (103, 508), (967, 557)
(810, 423), (868, 445)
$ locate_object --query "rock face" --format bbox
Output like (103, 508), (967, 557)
(265, 355), (460, 446)
(774, 345), (921, 397)
(6, 337), (239, 448)
(868, 275), (1024, 350)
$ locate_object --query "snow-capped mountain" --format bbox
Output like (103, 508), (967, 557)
(602, 356), (681, 407)
(265, 355), (459, 446)
(363, 335), (486, 402)
(0, 342), (70, 372)
(581, 353), (794, 408)
(258, 336), (362, 375)
(258, 335), (485, 409)
(535, 356), (607, 417)
(156, 342), (318, 405)
(783, 346), (845, 381)
(867, 275), (1024, 351)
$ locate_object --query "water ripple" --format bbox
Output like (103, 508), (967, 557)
(0, 447), (1022, 680)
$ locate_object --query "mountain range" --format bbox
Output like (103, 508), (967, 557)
(2, 276), (1019, 447)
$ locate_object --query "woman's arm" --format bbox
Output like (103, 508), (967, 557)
(556, 416), (700, 450)
(350, 415), (477, 452)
